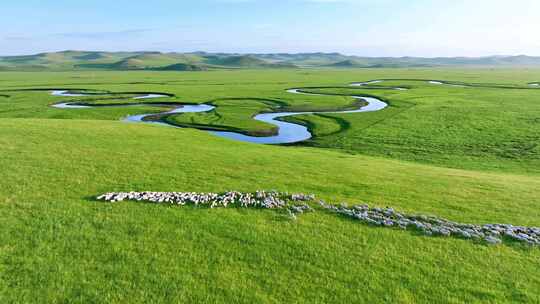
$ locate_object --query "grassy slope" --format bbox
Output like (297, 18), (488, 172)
(0, 69), (539, 303)
(1, 118), (539, 303)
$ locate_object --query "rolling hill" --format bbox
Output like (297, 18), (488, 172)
(154, 63), (208, 71)
(1, 50), (540, 71)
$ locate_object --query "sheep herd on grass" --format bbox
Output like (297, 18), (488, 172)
(97, 190), (540, 246)
(319, 201), (540, 246)
(97, 190), (314, 209)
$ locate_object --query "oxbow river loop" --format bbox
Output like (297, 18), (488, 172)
(52, 79), (532, 144)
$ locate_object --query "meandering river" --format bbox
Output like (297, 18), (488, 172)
(51, 82), (393, 144)
(49, 79), (504, 144)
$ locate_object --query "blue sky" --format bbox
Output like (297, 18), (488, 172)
(2, 0), (539, 56)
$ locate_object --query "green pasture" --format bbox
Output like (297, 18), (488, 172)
(0, 68), (539, 303)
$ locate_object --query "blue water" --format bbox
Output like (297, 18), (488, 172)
(50, 83), (391, 144)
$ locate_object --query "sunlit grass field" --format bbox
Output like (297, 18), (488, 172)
(1, 68), (539, 303)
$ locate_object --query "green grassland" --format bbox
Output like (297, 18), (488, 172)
(293, 82), (540, 173)
(1, 68), (540, 303)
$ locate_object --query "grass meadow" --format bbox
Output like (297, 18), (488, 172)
(0, 68), (539, 303)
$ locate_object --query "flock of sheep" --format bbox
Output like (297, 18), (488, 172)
(319, 201), (540, 246)
(97, 190), (540, 246)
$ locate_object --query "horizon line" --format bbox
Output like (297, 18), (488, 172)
(2, 49), (540, 59)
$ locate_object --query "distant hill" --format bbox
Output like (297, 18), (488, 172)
(73, 52), (110, 61)
(154, 63), (207, 71)
(325, 60), (369, 68)
(210, 55), (267, 67)
(204, 55), (297, 68)
(113, 58), (146, 70)
(1, 50), (540, 71)
(325, 59), (431, 68)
